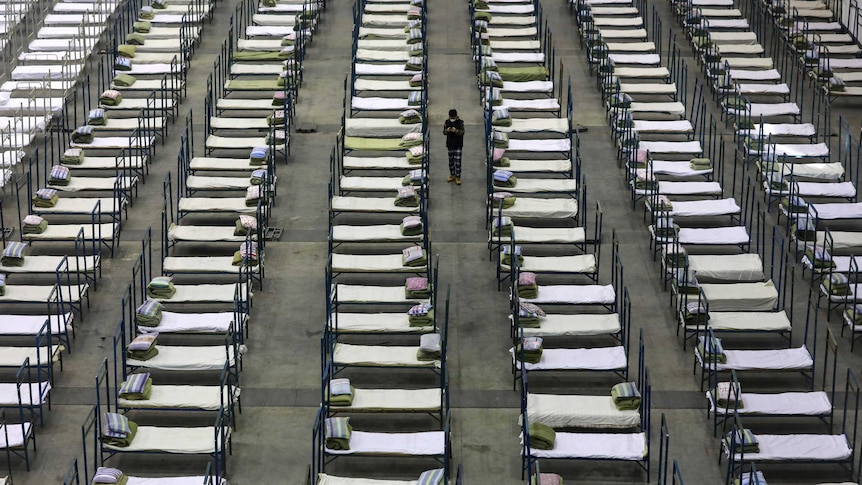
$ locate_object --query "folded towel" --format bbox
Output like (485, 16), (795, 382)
(610, 382), (641, 410)
(690, 157), (712, 169)
(100, 90), (123, 106)
(133, 21), (151, 32)
(126, 33), (146, 45)
(528, 423), (555, 450)
(327, 379), (355, 406)
(518, 285), (538, 300)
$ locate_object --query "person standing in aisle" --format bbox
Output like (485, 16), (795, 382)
(444, 109), (465, 185)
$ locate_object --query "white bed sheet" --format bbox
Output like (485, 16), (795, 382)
(708, 390), (830, 416)
(809, 202), (862, 220)
(496, 118), (569, 134)
(708, 346), (813, 371)
(500, 81), (553, 93)
(699, 281), (777, 312)
(335, 388), (441, 412)
(22, 223), (117, 241)
(103, 426), (220, 454)
(331, 196), (418, 213)
(331, 225), (421, 243)
(118, 384), (235, 411)
(513, 346), (627, 371)
(522, 284), (615, 305)
(318, 475), (415, 485)
(331, 253), (425, 273)
(499, 98), (560, 111)
(138, 311), (236, 334)
(0, 382), (50, 406)
(168, 225), (248, 243)
(628, 101), (684, 115)
(724, 433), (850, 461)
(345, 118), (422, 137)
(0, 255), (98, 273)
(351, 96), (409, 110)
(518, 313), (621, 337)
(331, 312), (428, 332)
(527, 394), (639, 429)
(177, 197), (256, 214)
(698, 311), (791, 331)
(325, 431), (444, 456)
(334, 284), (427, 303)
(639, 141), (702, 154)
(501, 198), (578, 219)
(354, 63), (413, 76)
(153, 284), (244, 304)
(333, 343), (438, 367)
(686, 254), (764, 282)
(0, 346), (63, 366)
(509, 226), (585, 244)
(0, 313), (71, 336)
(502, 255), (596, 274)
(526, 432), (646, 460)
(126, 345), (242, 371)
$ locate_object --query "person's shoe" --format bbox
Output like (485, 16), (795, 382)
(455, 177), (462, 185)
(447, 175), (456, 182)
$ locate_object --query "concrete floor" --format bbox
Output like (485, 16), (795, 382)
(6, 0), (862, 482)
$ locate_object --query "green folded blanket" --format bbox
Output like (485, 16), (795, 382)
(100, 94), (123, 106)
(119, 378), (153, 400)
(133, 21), (151, 32)
(516, 343), (542, 364)
(492, 195), (516, 209)
(518, 284), (538, 300)
(611, 382), (641, 411)
(328, 388), (355, 406)
(49, 176), (70, 186)
(474, 10), (492, 21)
(493, 157), (510, 168)
(401, 223), (423, 236)
(528, 423), (555, 450)
(233, 51), (293, 62)
(690, 157), (711, 169)
(135, 310), (162, 327)
(845, 305), (862, 325)
(102, 421), (138, 447)
(824, 275), (851, 296)
(32, 194), (58, 208)
(146, 285), (176, 299)
(127, 346), (159, 361)
(118, 44), (137, 58)
(697, 340), (726, 364)
(492, 224), (513, 238)
(71, 131), (93, 144)
(0, 256), (23, 267)
(394, 195), (420, 207)
(501, 254), (523, 266)
(416, 349), (440, 361)
(113, 74), (137, 87)
(805, 246), (835, 269)
(126, 33), (146, 45)
(405, 286), (431, 299)
(724, 429), (759, 454)
(408, 310), (434, 327)
(23, 220), (48, 234)
(399, 114), (422, 124)
(494, 176), (517, 188)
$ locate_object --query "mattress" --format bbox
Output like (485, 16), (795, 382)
(331, 225), (422, 242)
(22, 223), (117, 241)
(0, 313), (72, 336)
(527, 393), (640, 428)
(522, 284), (615, 305)
(341, 156), (413, 170)
(503, 178), (578, 193)
(526, 431), (646, 460)
(325, 431), (445, 456)
(333, 343), (439, 367)
(153, 284), (245, 304)
(723, 433), (850, 461)
(505, 159), (573, 173)
(495, 118), (569, 134)
(318, 474), (416, 485)
(330, 253), (424, 273)
(168, 225), (249, 243)
(0, 255), (98, 274)
(334, 388), (441, 412)
(513, 346), (627, 371)
(118, 384), (236, 411)
(647, 160), (712, 177)
(177, 197), (257, 214)
(507, 226), (585, 244)
(126, 345), (243, 371)
(500, 197), (578, 219)
(704, 311), (792, 332)
(103, 426), (221, 453)
(353, 63), (413, 76)
(0, 345), (63, 366)
(48, 176), (138, 192)
(685, 254), (765, 283)
(30, 197), (118, 215)
(0, 381), (51, 405)
(354, 79), (419, 91)
(331, 312), (428, 332)
(330, 196), (419, 213)
(501, 81), (553, 93)
(186, 175), (253, 191)
(126, 476), (221, 485)
(344, 118), (422, 137)
(501, 254), (596, 274)
(708, 390), (830, 416)
(138, 311), (237, 334)
(499, 98), (560, 111)
(699, 281), (778, 311)
(163, 256), (256, 275)
(333, 284), (427, 303)
(664, 198), (740, 217)
(518, 313), (621, 337)
(809, 202), (862, 220)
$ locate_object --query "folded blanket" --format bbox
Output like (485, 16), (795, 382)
(516, 337), (543, 364)
(652, 218), (678, 239)
(405, 277), (431, 299)
(492, 108), (512, 127)
(714, 381), (742, 409)
(780, 195), (808, 214)
(88, 109), (106, 127)
(689, 157), (712, 169)
(49, 165), (70, 186)
(479, 70), (504, 88)
(102, 420), (138, 448)
(111, 73), (137, 89)
(133, 21), (151, 33)
(135, 299), (163, 327)
(805, 245), (835, 269)
(682, 302), (709, 326)
(401, 215), (423, 236)
(146, 277), (176, 299)
(611, 382), (641, 411)
(0, 274), (5, 295)
(528, 423), (555, 450)
(406, 146), (425, 165)
(724, 429), (759, 454)
(493, 172), (517, 188)
(93, 467), (129, 485)
(405, 56), (423, 71)
(22, 219), (48, 234)
(518, 302), (544, 328)
(697, 336), (726, 364)
(118, 373), (152, 400)
(71, 126), (94, 144)
(325, 417), (352, 450)
(327, 387), (355, 406)
(845, 304), (862, 325)
(1, 241), (26, 267)
(399, 109), (422, 125)
(126, 33), (146, 45)
(139, 6), (155, 19)
(491, 216), (513, 237)
(100, 90), (123, 106)
(395, 186), (420, 207)
(246, 185), (265, 207)
(62, 148), (85, 165)
(474, 10), (492, 21)
(118, 44), (137, 58)
(127, 346), (159, 361)
(501, 245), (523, 266)
(408, 309), (434, 327)
(32, 188), (59, 208)
(250, 146), (269, 166)
(825, 273), (851, 296)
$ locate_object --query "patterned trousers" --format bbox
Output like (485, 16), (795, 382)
(448, 148), (462, 177)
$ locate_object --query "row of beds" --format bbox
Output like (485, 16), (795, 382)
(0, 0), (212, 473)
(0, 0), (249, 481)
(51, 0), (319, 480)
(313, 0), (466, 484)
(468, 0), (689, 481)
(575, 0), (862, 481)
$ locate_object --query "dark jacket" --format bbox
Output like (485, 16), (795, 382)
(443, 118), (465, 149)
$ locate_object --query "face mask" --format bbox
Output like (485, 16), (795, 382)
(449, 118), (456, 121)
